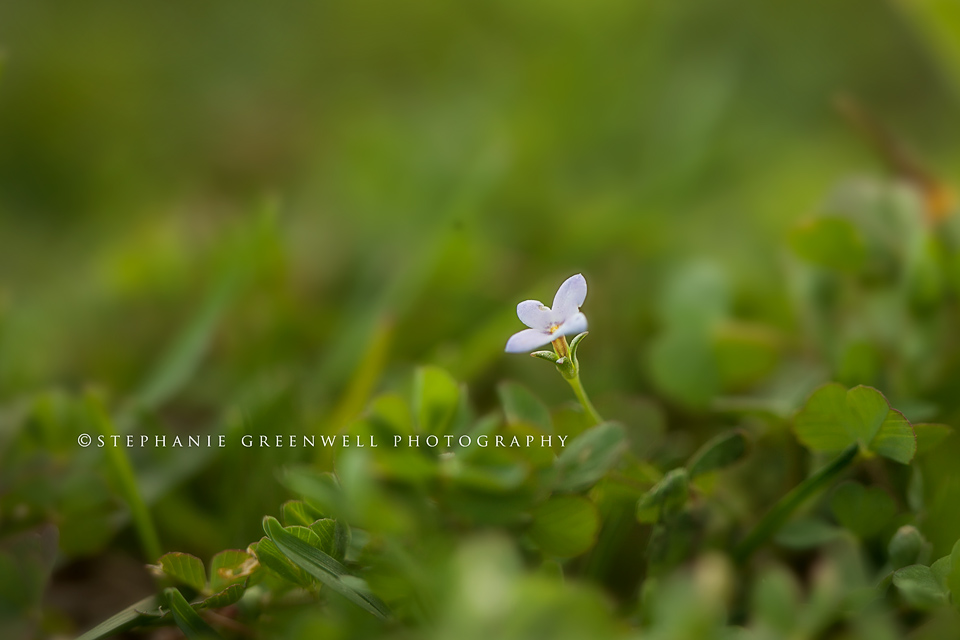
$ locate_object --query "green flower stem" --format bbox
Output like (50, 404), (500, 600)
(87, 394), (162, 562)
(550, 334), (603, 425)
(733, 443), (858, 564)
(566, 374), (603, 426)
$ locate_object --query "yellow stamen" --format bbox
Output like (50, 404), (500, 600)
(552, 334), (570, 358)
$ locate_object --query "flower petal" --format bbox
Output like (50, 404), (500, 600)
(505, 329), (554, 353)
(552, 274), (587, 321)
(517, 300), (553, 331)
(554, 312), (588, 338)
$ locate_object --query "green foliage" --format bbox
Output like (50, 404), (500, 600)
(830, 482), (897, 538)
(527, 495), (599, 558)
(790, 216), (867, 272)
(499, 381), (553, 432)
(157, 552), (207, 592)
(794, 384), (917, 463)
(553, 422), (626, 492)
(893, 566), (948, 609)
(5, 8), (960, 634)
(73, 596), (162, 640)
(414, 366), (461, 435)
(262, 516), (391, 619)
(165, 587), (222, 640)
(636, 469), (689, 524)
(686, 429), (748, 479)
(889, 526), (929, 570)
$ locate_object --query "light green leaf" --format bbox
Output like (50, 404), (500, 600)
(498, 381), (552, 432)
(830, 482), (896, 538)
(892, 565), (948, 609)
(793, 384), (916, 463)
(648, 330), (719, 408)
(250, 537), (313, 588)
(414, 366), (460, 435)
(528, 495), (600, 558)
(659, 261), (730, 328)
(554, 422), (627, 492)
(789, 216), (866, 272)
(165, 587), (222, 639)
(931, 555), (951, 591)
(208, 549), (256, 593)
(636, 468), (689, 523)
(686, 429), (748, 479)
(281, 500), (324, 527)
(308, 518), (350, 563)
(369, 393), (415, 436)
(157, 552), (207, 592)
(263, 517), (390, 619)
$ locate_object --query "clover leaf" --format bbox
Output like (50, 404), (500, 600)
(793, 384), (916, 463)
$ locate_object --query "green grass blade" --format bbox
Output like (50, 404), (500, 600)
(165, 588), (222, 640)
(86, 394), (161, 561)
(134, 272), (239, 409)
(74, 595), (160, 640)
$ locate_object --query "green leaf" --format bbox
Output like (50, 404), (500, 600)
(789, 216), (866, 272)
(165, 587), (222, 639)
(636, 468), (689, 523)
(74, 595), (162, 640)
(931, 556), (951, 591)
(659, 262), (730, 328)
(554, 422), (627, 492)
(250, 537), (313, 588)
(530, 350), (560, 363)
(196, 584), (244, 610)
(369, 393), (415, 436)
(498, 381), (552, 432)
(262, 516), (390, 619)
(892, 565), (948, 609)
(686, 429), (748, 478)
(414, 365), (460, 435)
(712, 322), (780, 389)
(648, 330), (720, 408)
(308, 518), (350, 563)
(774, 518), (845, 549)
(793, 384), (916, 463)
(208, 549), (255, 593)
(751, 566), (801, 635)
(568, 331), (588, 363)
(281, 500), (325, 527)
(280, 469), (348, 520)
(830, 482), (896, 538)
(157, 552), (207, 592)
(949, 539), (960, 607)
(527, 495), (600, 558)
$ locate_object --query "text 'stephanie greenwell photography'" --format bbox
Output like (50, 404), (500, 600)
(4, 2), (960, 639)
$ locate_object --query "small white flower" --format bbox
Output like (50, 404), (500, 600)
(505, 274), (588, 353)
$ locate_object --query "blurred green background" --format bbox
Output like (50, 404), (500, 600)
(0, 0), (958, 401)
(5, 1), (960, 638)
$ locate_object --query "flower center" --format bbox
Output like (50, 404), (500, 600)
(548, 324), (560, 334)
